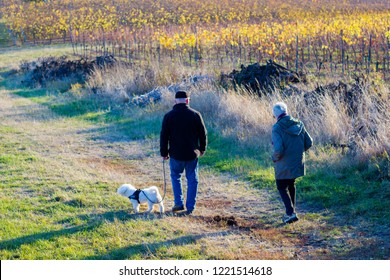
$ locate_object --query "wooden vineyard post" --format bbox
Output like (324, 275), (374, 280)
(295, 35), (299, 73)
(341, 30), (345, 76)
(368, 34), (372, 74)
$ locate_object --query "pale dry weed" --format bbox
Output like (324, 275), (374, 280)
(87, 62), (389, 160)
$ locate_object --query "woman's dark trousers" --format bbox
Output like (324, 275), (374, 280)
(276, 179), (296, 216)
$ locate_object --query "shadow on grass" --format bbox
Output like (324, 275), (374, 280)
(0, 224), (98, 252)
(83, 230), (232, 260)
(2, 70), (161, 142)
(0, 208), (234, 260)
(0, 69), (104, 116)
(11, 87), (48, 99)
(0, 210), (136, 252)
(79, 115), (162, 144)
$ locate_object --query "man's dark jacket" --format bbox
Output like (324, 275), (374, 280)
(160, 103), (207, 161)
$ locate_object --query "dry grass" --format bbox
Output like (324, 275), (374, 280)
(89, 60), (389, 160)
(86, 58), (199, 103)
(184, 79), (389, 160)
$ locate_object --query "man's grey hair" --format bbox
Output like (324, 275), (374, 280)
(273, 102), (288, 118)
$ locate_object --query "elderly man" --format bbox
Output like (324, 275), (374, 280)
(272, 102), (313, 224)
(160, 91), (207, 215)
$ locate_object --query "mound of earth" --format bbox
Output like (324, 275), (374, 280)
(20, 55), (117, 87)
(221, 60), (304, 94)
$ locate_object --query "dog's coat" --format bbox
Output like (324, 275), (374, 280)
(117, 184), (164, 214)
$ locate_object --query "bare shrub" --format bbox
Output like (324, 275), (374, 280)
(186, 79), (389, 160)
(87, 59), (388, 160)
(86, 59), (195, 103)
(86, 63), (154, 103)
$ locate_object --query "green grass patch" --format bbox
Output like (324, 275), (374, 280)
(202, 131), (271, 173)
(298, 154), (390, 223)
(49, 98), (99, 117)
(12, 87), (49, 102)
(115, 113), (163, 140)
(0, 125), (18, 134)
(247, 167), (275, 189)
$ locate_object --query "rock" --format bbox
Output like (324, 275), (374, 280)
(131, 87), (163, 106)
(131, 75), (214, 107)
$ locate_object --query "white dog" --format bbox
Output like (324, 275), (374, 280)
(117, 184), (164, 214)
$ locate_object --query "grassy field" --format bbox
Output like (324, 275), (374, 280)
(0, 43), (389, 260)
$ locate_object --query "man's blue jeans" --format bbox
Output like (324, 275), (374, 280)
(169, 157), (199, 212)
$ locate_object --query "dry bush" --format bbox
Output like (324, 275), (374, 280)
(86, 63), (154, 103)
(87, 60), (389, 160)
(86, 59), (196, 103)
(172, 79), (389, 160)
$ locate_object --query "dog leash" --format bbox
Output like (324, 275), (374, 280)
(160, 158), (168, 202)
(139, 159), (167, 204)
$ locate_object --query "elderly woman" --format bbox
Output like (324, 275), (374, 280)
(272, 102), (313, 224)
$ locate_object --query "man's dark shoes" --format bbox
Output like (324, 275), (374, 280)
(172, 205), (184, 212)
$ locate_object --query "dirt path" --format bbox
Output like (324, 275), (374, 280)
(0, 89), (387, 260)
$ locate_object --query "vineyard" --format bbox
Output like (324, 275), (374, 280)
(1, 0), (390, 75)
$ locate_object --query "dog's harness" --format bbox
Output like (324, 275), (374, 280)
(128, 189), (142, 204)
(126, 160), (168, 205)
